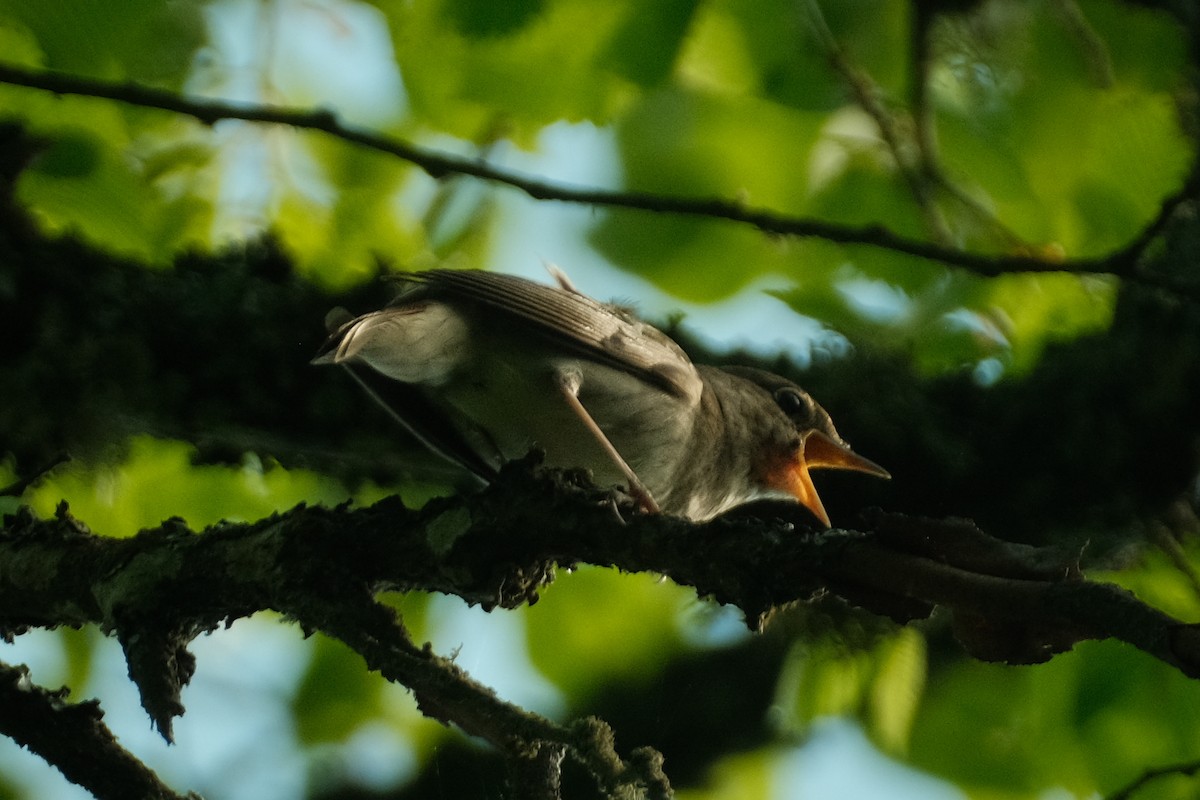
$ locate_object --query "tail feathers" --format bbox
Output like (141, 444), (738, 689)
(311, 309), (367, 365)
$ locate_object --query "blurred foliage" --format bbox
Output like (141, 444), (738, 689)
(23, 436), (374, 537)
(676, 749), (775, 800)
(0, 462), (17, 520)
(912, 639), (1200, 799)
(525, 566), (692, 699)
(0, 0), (1188, 371)
(1, 0), (1199, 799)
(377, 0), (700, 135)
(294, 633), (445, 759)
(591, 0), (1189, 374)
(1091, 527), (1200, 624)
(0, 0), (204, 81)
(774, 628), (927, 755)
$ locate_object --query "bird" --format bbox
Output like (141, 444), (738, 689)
(312, 269), (888, 524)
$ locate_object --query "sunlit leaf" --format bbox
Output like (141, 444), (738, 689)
(377, 593), (434, 645)
(0, 459), (18, 519)
(1091, 541), (1200, 623)
(50, 630), (103, 708)
(676, 748), (775, 800)
(25, 436), (357, 537)
(590, 86), (830, 299)
(376, 0), (663, 140)
(911, 641), (1200, 797)
(932, 0), (1190, 259)
(983, 272), (1115, 373)
(784, 638), (871, 722)
(772, 628), (926, 754)
(867, 628), (926, 754)
(525, 566), (690, 700)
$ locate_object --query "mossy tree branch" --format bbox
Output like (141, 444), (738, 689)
(4, 460), (1200, 798)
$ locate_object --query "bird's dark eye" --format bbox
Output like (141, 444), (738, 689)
(774, 387), (809, 417)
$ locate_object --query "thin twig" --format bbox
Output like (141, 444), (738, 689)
(901, 1), (1028, 250)
(909, 1), (939, 186)
(0, 62), (1194, 291)
(299, 593), (670, 800)
(802, 0), (953, 243)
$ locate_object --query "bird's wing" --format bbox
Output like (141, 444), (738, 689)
(338, 362), (501, 483)
(398, 270), (701, 400)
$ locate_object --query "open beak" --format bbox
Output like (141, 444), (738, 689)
(775, 431), (890, 528)
(803, 430), (891, 478)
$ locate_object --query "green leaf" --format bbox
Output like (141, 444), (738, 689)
(25, 436), (358, 537)
(601, 0), (701, 86)
(867, 628), (926, 754)
(272, 144), (432, 290)
(380, 0), (666, 139)
(911, 641), (1200, 797)
(1072, 89), (1192, 254)
(378, 593), (434, 646)
(781, 637), (872, 722)
(525, 566), (689, 700)
(20, 129), (192, 264)
(295, 636), (385, 746)
(676, 0), (908, 108)
(773, 628), (927, 753)
(29, 132), (101, 179)
(984, 272), (1116, 373)
(1091, 542), (1200, 623)
(60, 627), (101, 700)
(931, 0), (1190, 259)
(676, 748), (775, 800)
(590, 86), (831, 300)
(0, 458), (18, 519)
(0, 0), (203, 83)
(439, 0), (546, 38)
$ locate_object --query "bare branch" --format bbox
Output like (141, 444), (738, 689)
(0, 661), (194, 800)
(0, 62), (1194, 293)
(0, 466), (680, 799)
(289, 587), (670, 800)
(507, 741), (568, 800)
(4, 458), (1200, 701)
(6, 458), (1200, 794)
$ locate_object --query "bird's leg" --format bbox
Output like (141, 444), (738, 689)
(555, 376), (661, 514)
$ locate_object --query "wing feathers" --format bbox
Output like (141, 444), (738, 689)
(401, 270), (700, 399)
